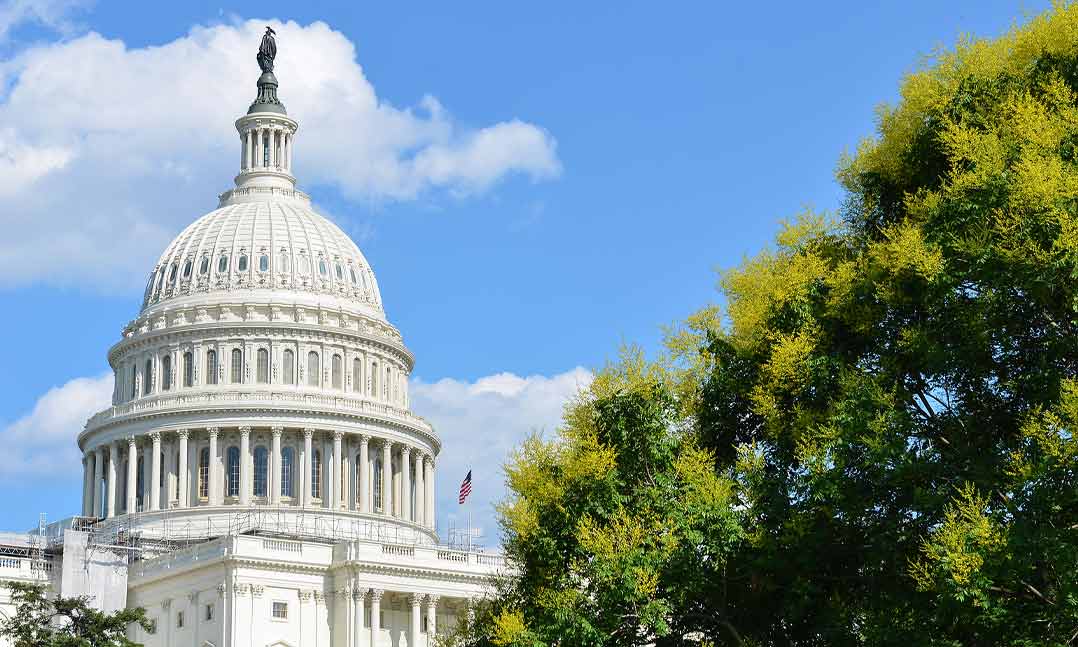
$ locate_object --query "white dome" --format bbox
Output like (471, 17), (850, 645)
(141, 190), (385, 321)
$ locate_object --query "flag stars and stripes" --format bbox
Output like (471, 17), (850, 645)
(458, 470), (472, 504)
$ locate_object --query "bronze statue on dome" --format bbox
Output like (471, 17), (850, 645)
(257, 26), (277, 73)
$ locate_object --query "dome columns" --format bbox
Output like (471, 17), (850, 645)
(235, 113), (298, 191)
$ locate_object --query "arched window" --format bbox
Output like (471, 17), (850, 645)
(283, 349), (294, 385)
(144, 359), (154, 396)
(254, 446), (268, 497)
(168, 263), (178, 284)
(199, 257), (210, 275)
(198, 448), (209, 499)
(206, 350), (218, 385)
(352, 357), (362, 393)
(332, 354), (342, 389)
(318, 259), (327, 276)
(182, 260), (192, 279)
(256, 348), (269, 384)
(349, 267), (358, 284)
(307, 351), (319, 387)
(370, 361), (379, 398)
(259, 254), (269, 272)
(226, 446), (240, 497)
(238, 254), (248, 272)
(278, 252), (290, 272)
(218, 255), (229, 273)
(183, 351), (193, 387)
(335, 263), (343, 280)
(281, 447), (295, 498)
(231, 349), (243, 384)
(130, 364), (137, 399)
(161, 355), (172, 391)
(311, 450), (322, 499)
(372, 457), (382, 513)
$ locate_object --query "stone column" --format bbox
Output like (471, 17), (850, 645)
(410, 593), (422, 647)
(359, 435), (370, 513)
(208, 427), (220, 506)
(177, 429), (189, 508)
(426, 595), (439, 643)
(401, 446), (412, 522)
(93, 447), (104, 517)
(381, 440), (392, 515)
(303, 428), (314, 507)
(331, 431), (343, 509)
(81, 455), (92, 517)
(255, 128), (263, 167)
(369, 589), (383, 646)
(107, 441), (118, 518)
(239, 426), (251, 504)
(414, 451), (425, 527)
(150, 431), (162, 511)
(126, 437), (138, 513)
(271, 426), (283, 505)
(353, 587), (365, 647)
(425, 456), (435, 530)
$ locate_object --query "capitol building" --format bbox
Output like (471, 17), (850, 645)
(0, 31), (502, 647)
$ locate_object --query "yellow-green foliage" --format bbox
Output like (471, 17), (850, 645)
(910, 483), (1007, 595)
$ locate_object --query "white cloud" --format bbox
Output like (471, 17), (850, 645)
(0, 372), (112, 478)
(411, 367), (592, 546)
(0, 18), (560, 290)
(0, 0), (88, 42)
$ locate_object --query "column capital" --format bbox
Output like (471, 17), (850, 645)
(409, 592), (423, 606)
(177, 428), (190, 439)
(239, 426), (251, 438)
(333, 429), (344, 441)
(426, 594), (440, 606)
(271, 426), (284, 437)
(303, 427), (315, 440)
(150, 430), (161, 442)
(368, 588), (383, 602)
(401, 445), (411, 458)
(359, 433), (370, 446)
(207, 426), (219, 438)
(127, 435), (137, 446)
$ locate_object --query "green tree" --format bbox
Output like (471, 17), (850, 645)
(458, 4), (1078, 646)
(0, 582), (151, 647)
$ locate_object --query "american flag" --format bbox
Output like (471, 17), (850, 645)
(458, 470), (472, 504)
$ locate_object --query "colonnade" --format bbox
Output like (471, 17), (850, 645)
(240, 124), (293, 173)
(332, 588), (469, 647)
(81, 427), (436, 530)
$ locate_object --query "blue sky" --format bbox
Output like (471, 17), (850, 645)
(0, 0), (1050, 540)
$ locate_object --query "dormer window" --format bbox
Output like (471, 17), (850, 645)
(168, 263), (178, 284)
(218, 255), (229, 273)
(318, 259), (327, 276)
(278, 252), (290, 272)
(349, 267), (358, 284)
(182, 260), (192, 279)
(297, 256), (309, 275)
(199, 257), (210, 275)
(335, 263), (343, 280)
(259, 254), (269, 272)
(238, 254), (248, 272)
